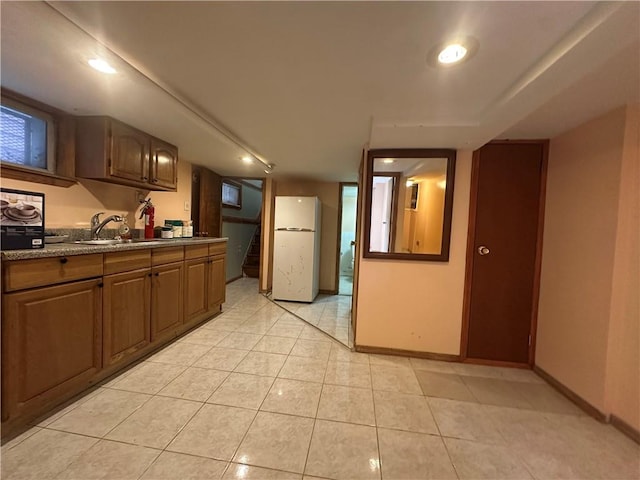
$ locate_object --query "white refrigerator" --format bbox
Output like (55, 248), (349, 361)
(272, 196), (321, 302)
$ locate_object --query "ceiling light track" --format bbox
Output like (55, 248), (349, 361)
(44, 1), (274, 174)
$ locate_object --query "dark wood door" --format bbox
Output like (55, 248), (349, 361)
(464, 141), (547, 365)
(151, 261), (184, 341)
(192, 166), (221, 237)
(110, 120), (150, 183)
(103, 269), (151, 367)
(2, 279), (102, 421)
(150, 138), (178, 190)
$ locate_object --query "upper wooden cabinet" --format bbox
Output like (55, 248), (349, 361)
(75, 116), (178, 191)
(110, 120), (150, 183)
(150, 138), (178, 189)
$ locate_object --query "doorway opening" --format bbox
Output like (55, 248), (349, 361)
(369, 173), (400, 253)
(220, 178), (263, 285)
(338, 183), (358, 295)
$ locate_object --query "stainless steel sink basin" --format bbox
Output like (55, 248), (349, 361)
(74, 239), (134, 245)
(73, 238), (165, 245)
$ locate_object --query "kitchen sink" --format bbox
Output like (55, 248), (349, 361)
(74, 239), (134, 245)
(73, 238), (166, 245)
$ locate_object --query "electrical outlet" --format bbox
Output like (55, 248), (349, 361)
(184, 201), (190, 211)
(135, 191), (146, 204)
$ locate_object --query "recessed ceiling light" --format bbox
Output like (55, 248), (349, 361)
(242, 156), (253, 164)
(438, 44), (467, 64)
(88, 58), (117, 74)
(427, 36), (478, 68)
(382, 159), (395, 164)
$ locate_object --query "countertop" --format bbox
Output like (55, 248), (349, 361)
(1, 237), (228, 261)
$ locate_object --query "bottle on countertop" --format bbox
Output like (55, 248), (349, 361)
(118, 216), (132, 240)
(182, 220), (193, 238)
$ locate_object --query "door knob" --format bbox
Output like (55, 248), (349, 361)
(477, 246), (490, 256)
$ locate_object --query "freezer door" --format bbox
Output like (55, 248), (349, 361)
(274, 196), (318, 231)
(272, 230), (319, 302)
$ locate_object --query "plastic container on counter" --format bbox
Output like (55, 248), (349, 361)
(161, 226), (173, 239)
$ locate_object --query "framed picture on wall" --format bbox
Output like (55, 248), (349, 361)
(222, 180), (242, 209)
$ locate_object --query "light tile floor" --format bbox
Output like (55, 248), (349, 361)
(275, 294), (353, 348)
(2, 277), (639, 480)
(338, 274), (353, 296)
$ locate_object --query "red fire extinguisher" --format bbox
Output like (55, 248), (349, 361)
(139, 198), (155, 239)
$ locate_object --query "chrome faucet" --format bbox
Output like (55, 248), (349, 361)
(91, 212), (124, 239)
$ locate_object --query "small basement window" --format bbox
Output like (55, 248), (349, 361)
(222, 180), (242, 209)
(0, 98), (55, 174)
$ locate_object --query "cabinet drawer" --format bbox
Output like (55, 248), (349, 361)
(185, 244), (209, 260)
(3, 254), (103, 292)
(104, 249), (151, 275)
(208, 242), (227, 257)
(152, 246), (184, 266)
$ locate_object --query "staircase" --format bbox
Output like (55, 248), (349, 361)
(242, 225), (261, 278)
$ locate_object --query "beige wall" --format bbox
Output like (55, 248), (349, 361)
(275, 180), (339, 292)
(1, 160), (192, 231)
(536, 105), (638, 423)
(605, 104), (639, 430)
(355, 150), (471, 354)
(147, 161), (192, 228)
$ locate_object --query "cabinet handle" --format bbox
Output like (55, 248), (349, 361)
(98, 282), (104, 288)
(154, 272), (160, 276)
(60, 257), (68, 264)
(151, 178), (158, 183)
(142, 176), (148, 181)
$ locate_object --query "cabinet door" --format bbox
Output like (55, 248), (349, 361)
(110, 120), (150, 183)
(150, 138), (178, 190)
(184, 258), (208, 325)
(151, 261), (184, 342)
(208, 255), (226, 311)
(103, 269), (151, 367)
(2, 279), (102, 421)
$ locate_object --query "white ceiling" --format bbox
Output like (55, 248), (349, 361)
(1, 1), (638, 182)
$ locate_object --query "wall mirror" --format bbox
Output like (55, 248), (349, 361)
(364, 148), (456, 261)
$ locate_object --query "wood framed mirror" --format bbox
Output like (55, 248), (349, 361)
(364, 148), (456, 261)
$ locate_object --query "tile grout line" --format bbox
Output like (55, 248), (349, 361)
(367, 353), (384, 480)
(221, 340), (296, 477)
(135, 302), (269, 478)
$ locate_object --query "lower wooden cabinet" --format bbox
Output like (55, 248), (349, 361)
(151, 261), (184, 341)
(184, 251), (227, 325)
(1, 241), (226, 435)
(208, 254), (226, 310)
(184, 258), (208, 325)
(2, 279), (102, 421)
(103, 268), (151, 367)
